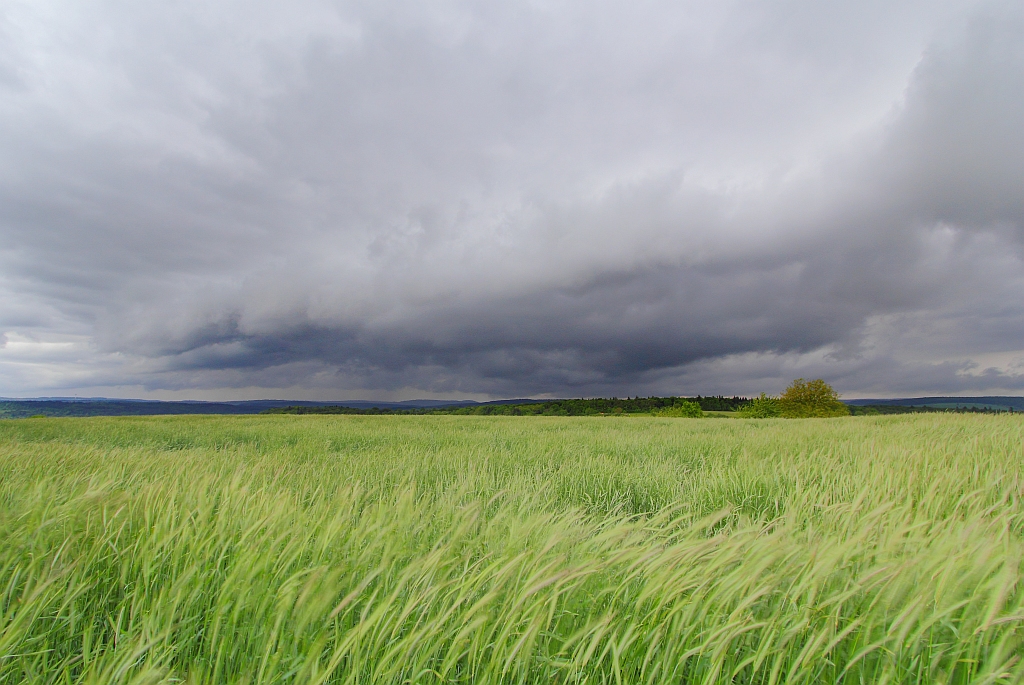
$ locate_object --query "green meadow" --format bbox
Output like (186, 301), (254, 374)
(1, 414), (1022, 684)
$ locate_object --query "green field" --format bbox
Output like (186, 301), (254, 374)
(1, 414), (1022, 684)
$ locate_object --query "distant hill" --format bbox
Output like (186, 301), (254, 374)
(845, 396), (1024, 412)
(0, 398), (538, 419)
(0, 396), (736, 418)
(2, 394), (1021, 419)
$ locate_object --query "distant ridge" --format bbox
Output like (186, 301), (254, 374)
(2, 395), (1021, 418)
(845, 396), (1024, 411)
(0, 397), (547, 418)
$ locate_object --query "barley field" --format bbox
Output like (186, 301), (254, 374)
(1, 414), (1022, 684)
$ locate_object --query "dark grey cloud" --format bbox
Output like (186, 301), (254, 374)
(1, 0), (1022, 399)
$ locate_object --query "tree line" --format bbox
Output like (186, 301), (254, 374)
(264, 381), (852, 418)
(262, 395), (748, 417)
(263, 379), (1018, 418)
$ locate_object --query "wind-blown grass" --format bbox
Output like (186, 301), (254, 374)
(1, 414), (1022, 684)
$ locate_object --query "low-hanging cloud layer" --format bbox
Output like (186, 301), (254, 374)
(1, 0), (1023, 400)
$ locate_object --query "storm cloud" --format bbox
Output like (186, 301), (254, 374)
(1, 0), (1023, 399)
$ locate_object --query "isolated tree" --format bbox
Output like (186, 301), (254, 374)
(778, 378), (849, 418)
(739, 393), (782, 418)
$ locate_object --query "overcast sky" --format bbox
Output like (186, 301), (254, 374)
(1, 0), (1023, 400)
